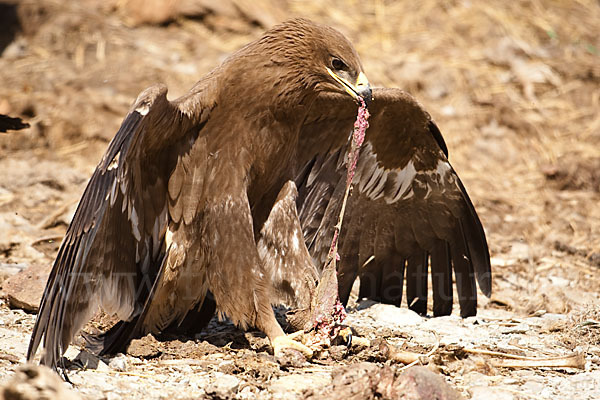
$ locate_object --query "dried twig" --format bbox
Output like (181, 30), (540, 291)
(158, 359), (211, 366)
(376, 332), (440, 369)
(490, 354), (585, 369)
(100, 370), (157, 379)
(461, 347), (585, 369)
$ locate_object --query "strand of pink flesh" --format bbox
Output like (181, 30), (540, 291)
(328, 98), (370, 260)
(311, 98), (370, 345)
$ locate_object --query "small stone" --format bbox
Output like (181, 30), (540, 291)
(306, 363), (464, 400)
(2, 263), (51, 312)
(548, 275), (570, 287)
(0, 364), (82, 400)
(508, 242), (530, 261)
(104, 392), (121, 400)
(63, 346), (80, 360)
(275, 348), (308, 368)
(0, 263), (27, 285)
(396, 366), (465, 400)
(126, 333), (161, 358)
(470, 385), (516, 400)
(500, 323), (530, 334)
(205, 373), (240, 398)
(359, 302), (423, 328)
(273, 374), (330, 399)
(521, 380), (545, 393)
(237, 384), (258, 400)
(329, 345), (348, 361)
(108, 354), (129, 372)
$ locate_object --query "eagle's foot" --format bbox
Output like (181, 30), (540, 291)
(336, 326), (370, 348)
(272, 332), (314, 360)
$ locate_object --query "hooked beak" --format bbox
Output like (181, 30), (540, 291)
(326, 69), (373, 106)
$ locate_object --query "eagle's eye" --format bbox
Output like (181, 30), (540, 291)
(331, 57), (348, 71)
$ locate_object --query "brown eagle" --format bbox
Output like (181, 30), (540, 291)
(28, 18), (491, 370)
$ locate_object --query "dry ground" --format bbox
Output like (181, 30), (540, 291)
(0, 0), (599, 399)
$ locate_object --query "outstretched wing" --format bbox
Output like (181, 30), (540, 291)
(297, 88), (491, 317)
(27, 78), (217, 369)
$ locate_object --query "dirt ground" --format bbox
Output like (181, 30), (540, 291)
(0, 0), (599, 399)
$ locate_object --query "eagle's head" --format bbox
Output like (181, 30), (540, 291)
(240, 18), (372, 110)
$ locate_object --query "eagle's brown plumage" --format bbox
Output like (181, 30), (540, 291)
(28, 18), (491, 371)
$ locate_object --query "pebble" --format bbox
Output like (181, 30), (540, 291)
(500, 323), (530, 334)
(358, 301), (423, 327)
(0, 364), (82, 400)
(108, 354), (129, 372)
(470, 386), (516, 400)
(205, 373), (240, 398)
(509, 241), (531, 261)
(270, 373), (330, 399)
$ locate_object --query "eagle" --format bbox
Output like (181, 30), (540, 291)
(27, 18), (491, 371)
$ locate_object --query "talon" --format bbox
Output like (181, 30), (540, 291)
(337, 327), (370, 349)
(338, 327), (353, 347)
(272, 334), (314, 359)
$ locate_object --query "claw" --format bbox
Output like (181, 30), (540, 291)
(337, 327), (370, 349)
(338, 327), (353, 347)
(272, 333), (314, 359)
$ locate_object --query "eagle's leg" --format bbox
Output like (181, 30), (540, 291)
(260, 315), (313, 358)
(204, 191), (312, 359)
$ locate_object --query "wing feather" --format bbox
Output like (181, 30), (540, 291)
(297, 88), (491, 317)
(28, 80), (216, 369)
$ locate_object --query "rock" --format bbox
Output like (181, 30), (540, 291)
(126, 333), (161, 358)
(104, 392), (121, 400)
(270, 373), (330, 399)
(500, 323), (530, 334)
(357, 301), (423, 327)
(306, 363), (464, 400)
(470, 386), (516, 400)
(108, 354), (129, 372)
(332, 362), (396, 399)
(0, 364), (82, 400)
(2, 263), (51, 312)
(237, 385), (258, 400)
(508, 242), (531, 261)
(205, 373), (240, 399)
(397, 366), (465, 400)
(0, 263), (26, 286)
(275, 347), (308, 368)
